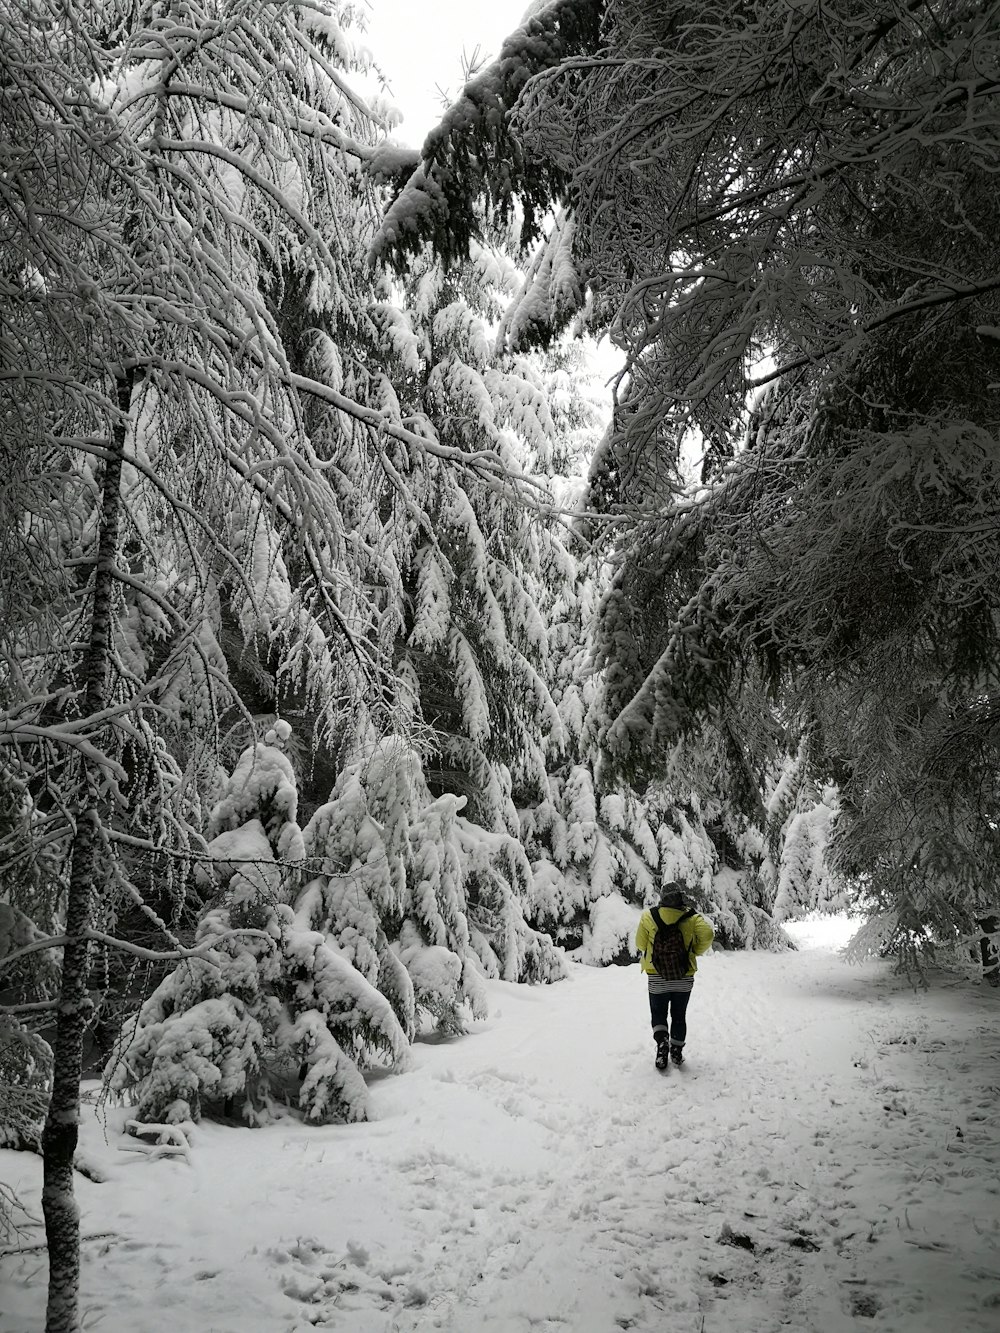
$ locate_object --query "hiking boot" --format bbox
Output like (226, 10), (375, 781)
(669, 1043), (685, 1066)
(655, 1040), (669, 1070)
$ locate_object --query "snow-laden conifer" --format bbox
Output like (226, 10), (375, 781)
(300, 738), (565, 1038)
(0, 5), (558, 1322)
(109, 733), (408, 1126)
(522, 527), (794, 956)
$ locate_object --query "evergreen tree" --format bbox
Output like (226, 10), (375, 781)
(109, 731), (409, 1125)
(519, 405), (790, 955)
(528, 0), (1000, 954)
(288, 225), (585, 1014)
(372, 0), (1000, 961)
(370, 0), (604, 272)
(300, 737), (564, 1042)
(761, 745), (849, 924)
(0, 2), (558, 1322)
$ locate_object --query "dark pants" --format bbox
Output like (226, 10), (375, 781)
(649, 989), (692, 1046)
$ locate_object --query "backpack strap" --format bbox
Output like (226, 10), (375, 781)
(652, 907), (695, 928)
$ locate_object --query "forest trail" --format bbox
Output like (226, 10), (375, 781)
(3, 919), (1000, 1333)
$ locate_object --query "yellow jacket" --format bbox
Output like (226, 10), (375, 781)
(635, 906), (714, 976)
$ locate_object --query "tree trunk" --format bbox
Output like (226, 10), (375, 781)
(41, 371), (133, 1333)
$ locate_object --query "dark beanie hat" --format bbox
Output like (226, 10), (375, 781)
(659, 882), (688, 908)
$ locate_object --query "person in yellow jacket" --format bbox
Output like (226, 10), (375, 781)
(635, 883), (714, 1069)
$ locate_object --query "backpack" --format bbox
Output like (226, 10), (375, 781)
(650, 907), (696, 980)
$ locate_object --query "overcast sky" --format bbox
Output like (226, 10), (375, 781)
(363, 0), (531, 145)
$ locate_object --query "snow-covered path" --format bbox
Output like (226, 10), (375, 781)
(3, 920), (1000, 1332)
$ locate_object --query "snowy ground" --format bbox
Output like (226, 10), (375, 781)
(3, 917), (999, 1333)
